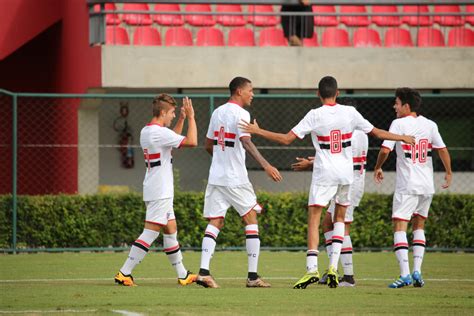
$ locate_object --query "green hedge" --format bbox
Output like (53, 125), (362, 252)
(0, 193), (472, 249)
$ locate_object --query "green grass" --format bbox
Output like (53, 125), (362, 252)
(1, 251), (473, 315)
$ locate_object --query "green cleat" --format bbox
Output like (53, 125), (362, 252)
(293, 271), (320, 289)
(327, 266), (339, 288)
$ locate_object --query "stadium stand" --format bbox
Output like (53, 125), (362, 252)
(371, 5), (401, 26)
(322, 27), (350, 47)
(401, 5), (432, 26)
(105, 25), (129, 45)
(303, 33), (319, 47)
(353, 28), (382, 47)
(340, 5), (370, 27)
(227, 27), (255, 46)
(312, 5), (338, 26)
(247, 5), (279, 27)
(185, 4), (216, 26)
(165, 26), (193, 46)
(153, 3), (184, 26)
(467, 5), (474, 25)
(448, 27), (474, 46)
(122, 3), (152, 25)
(384, 27), (414, 47)
(196, 27), (225, 46)
(417, 27), (446, 47)
(216, 4), (246, 26)
(434, 5), (464, 26)
(258, 27), (287, 47)
(93, 3), (120, 25)
(133, 26), (161, 46)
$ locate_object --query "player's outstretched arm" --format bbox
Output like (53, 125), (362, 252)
(374, 147), (390, 184)
(239, 119), (297, 145)
(180, 97), (198, 147)
(241, 137), (282, 182)
(370, 127), (415, 145)
(437, 147), (452, 189)
(291, 157), (314, 171)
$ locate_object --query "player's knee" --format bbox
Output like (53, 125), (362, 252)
(209, 218), (224, 230)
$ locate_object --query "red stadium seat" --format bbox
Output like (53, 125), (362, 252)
(384, 28), (414, 47)
(448, 27), (474, 47)
(312, 5), (338, 26)
(196, 27), (225, 46)
(105, 26), (129, 45)
(353, 28), (381, 47)
(216, 4), (246, 26)
(434, 5), (464, 26)
(165, 27), (193, 46)
(417, 28), (445, 47)
(371, 5), (401, 26)
(259, 28), (287, 47)
(133, 26), (161, 46)
(153, 4), (184, 26)
(303, 33), (319, 47)
(228, 27), (255, 46)
(321, 28), (350, 47)
(123, 4), (152, 26)
(340, 6), (370, 27)
(94, 3), (121, 25)
(185, 4), (215, 26)
(401, 5), (432, 26)
(247, 5), (279, 27)
(466, 5), (474, 26)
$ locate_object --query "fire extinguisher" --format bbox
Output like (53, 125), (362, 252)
(114, 103), (134, 169)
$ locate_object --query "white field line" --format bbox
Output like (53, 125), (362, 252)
(0, 310), (98, 314)
(112, 310), (145, 316)
(0, 277), (473, 283)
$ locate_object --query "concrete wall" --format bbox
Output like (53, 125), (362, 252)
(102, 47), (474, 90)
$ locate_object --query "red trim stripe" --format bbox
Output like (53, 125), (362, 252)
(317, 132), (352, 142)
(392, 217), (410, 222)
(146, 123), (162, 127)
(352, 156), (366, 163)
(144, 153), (161, 159)
(323, 103), (337, 106)
(144, 220), (165, 226)
(394, 242), (409, 247)
(214, 131), (236, 139)
(205, 231), (217, 239)
(413, 213), (428, 219)
(205, 216), (225, 220)
(341, 247), (353, 252)
(135, 239), (151, 248)
(178, 137), (186, 148)
(433, 146), (446, 150)
(381, 145), (392, 151)
(245, 230), (259, 235)
(332, 235), (344, 241)
(413, 239), (426, 244)
(164, 244), (180, 252)
(308, 204), (327, 207)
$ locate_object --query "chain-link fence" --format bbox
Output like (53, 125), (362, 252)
(1, 90), (473, 197)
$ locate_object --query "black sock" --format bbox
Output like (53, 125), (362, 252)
(248, 272), (258, 280)
(199, 268), (210, 276)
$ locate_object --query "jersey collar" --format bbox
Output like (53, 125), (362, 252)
(228, 101), (243, 107)
(147, 122), (162, 127)
(323, 103), (337, 107)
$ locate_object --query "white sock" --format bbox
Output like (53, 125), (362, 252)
(163, 232), (187, 279)
(306, 249), (319, 273)
(329, 222), (345, 269)
(120, 229), (159, 275)
(324, 230), (333, 262)
(394, 231), (410, 277)
(340, 235), (354, 276)
(412, 229), (426, 273)
(245, 224), (260, 273)
(200, 224), (220, 271)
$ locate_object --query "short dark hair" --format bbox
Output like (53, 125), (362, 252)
(395, 87), (422, 114)
(152, 93), (177, 117)
(318, 76), (338, 99)
(229, 77), (251, 95)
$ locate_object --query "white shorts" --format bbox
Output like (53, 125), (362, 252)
(203, 183), (262, 219)
(308, 184), (351, 208)
(327, 178), (365, 223)
(392, 193), (433, 222)
(144, 198), (175, 226)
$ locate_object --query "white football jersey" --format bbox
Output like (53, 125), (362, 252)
(140, 123), (185, 201)
(352, 129), (369, 180)
(292, 104), (374, 185)
(382, 115), (446, 194)
(206, 102), (251, 187)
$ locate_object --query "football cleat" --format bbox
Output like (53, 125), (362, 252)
(388, 274), (412, 288)
(178, 271), (197, 286)
(246, 276), (271, 288)
(293, 271), (320, 289)
(318, 270), (328, 285)
(339, 275), (355, 287)
(196, 274), (220, 288)
(412, 271), (425, 288)
(327, 266), (339, 288)
(114, 271), (136, 286)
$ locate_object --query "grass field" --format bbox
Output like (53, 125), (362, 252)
(1, 251), (473, 315)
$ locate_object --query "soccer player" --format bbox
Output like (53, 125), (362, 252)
(114, 94), (198, 287)
(240, 76), (415, 289)
(374, 87), (452, 288)
(292, 128), (368, 287)
(196, 77), (282, 289)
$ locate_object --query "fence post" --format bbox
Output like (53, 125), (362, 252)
(209, 95), (215, 117)
(12, 94), (18, 254)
